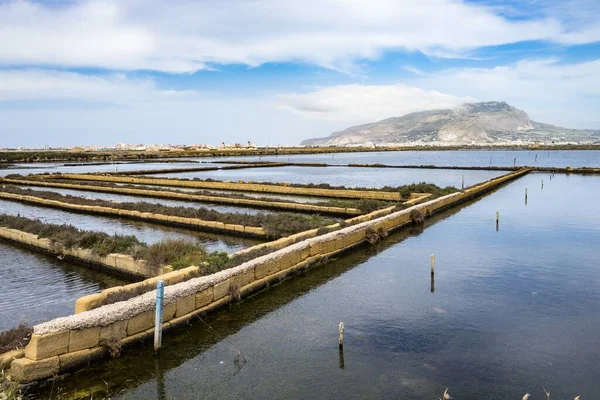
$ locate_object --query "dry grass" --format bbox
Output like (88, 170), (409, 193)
(0, 322), (33, 353)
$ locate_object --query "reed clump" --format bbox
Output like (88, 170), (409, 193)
(0, 322), (32, 353)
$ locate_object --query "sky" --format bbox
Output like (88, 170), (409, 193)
(0, 0), (599, 147)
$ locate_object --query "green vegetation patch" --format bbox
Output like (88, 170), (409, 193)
(0, 214), (229, 271)
(0, 185), (335, 238)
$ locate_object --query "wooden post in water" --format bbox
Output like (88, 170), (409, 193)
(542, 179), (544, 189)
(525, 188), (528, 204)
(154, 280), (165, 353)
(461, 176), (464, 190)
(338, 322), (344, 349)
(431, 254), (436, 275)
(496, 211), (499, 231)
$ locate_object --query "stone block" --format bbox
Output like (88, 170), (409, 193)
(195, 287), (214, 309)
(0, 349), (24, 370)
(100, 320), (128, 341)
(255, 260), (280, 280)
(11, 356), (59, 383)
(240, 267), (255, 286)
(59, 349), (93, 372)
(175, 294), (196, 318)
(126, 310), (154, 336)
(25, 331), (69, 361)
(69, 327), (100, 352)
(74, 293), (106, 314)
(162, 302), (177, 322)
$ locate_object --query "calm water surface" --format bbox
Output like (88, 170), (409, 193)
(0, 161), (230, 177)
(213, 149), (600, 168)
(149, 166), (505, 189)
(0, 200), (260, 253)
(11, 186), (272, 215)
(0, 242), (128, 331)
(46, 172), (600, 399)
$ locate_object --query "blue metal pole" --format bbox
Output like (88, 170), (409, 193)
(154, 280), (164, 353)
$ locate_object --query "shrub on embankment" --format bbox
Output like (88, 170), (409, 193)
(140, 175), (459, 196)
(0, 214), (229, 270)
(4, 174), (393, 212)
(0, 322), (32, 353)
(0, 185), (334, 238)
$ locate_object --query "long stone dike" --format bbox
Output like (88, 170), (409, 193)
(0, 178), (363, 217)
(2, 169), (530, 383)
(0, 227), (164, 280)
(52, 174), (406, 201)
(0, 191), (268, 238)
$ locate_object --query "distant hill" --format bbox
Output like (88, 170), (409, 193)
(301, 101), (600, 146)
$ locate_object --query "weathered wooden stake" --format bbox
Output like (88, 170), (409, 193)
(496, 211), (499, 230)
(461, 176), (464, 190)
(154, 280), (165, 353)
(514, 157), (517, 167)
(338, 322), (344, 349)
(430, 273), (435, 293)
(542, 179), (544, 189)
(431, 254), (436, 275)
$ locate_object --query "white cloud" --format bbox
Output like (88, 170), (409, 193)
(0, 0), (597, 73)
(0, 70), (167, 103)
(0, 69), (341, 147)
(276, 84), (473, 122)
(411, 58), (600, 128)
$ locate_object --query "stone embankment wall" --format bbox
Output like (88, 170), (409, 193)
(0, 227), (163, 279)
(72, 194), (432, 314)
(5, 169), (530, 383)
(0, 191), (268, 238)
(54, 174), (406, 201)
(0, 178), (362, 217)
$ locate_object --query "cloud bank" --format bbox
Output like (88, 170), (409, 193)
(0, 0), (597, 73)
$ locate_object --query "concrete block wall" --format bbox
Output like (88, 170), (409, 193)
(4, 169), (530, 383)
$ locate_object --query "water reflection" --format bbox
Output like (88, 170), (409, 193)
(0, 199), (261, 252)
(149, 166), (505, 189)
(36, 173), (600, 400)
(0, 242), (128, 330)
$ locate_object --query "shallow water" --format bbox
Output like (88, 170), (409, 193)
(149, 166), (506, 189)
(212, 149), (600, 168)
(44, 172), (600, 400)
(0, 242), (128, 330)
(11, 186), (273, 215)
(0, 161), (233, 177)
(0, 200), (261, 253)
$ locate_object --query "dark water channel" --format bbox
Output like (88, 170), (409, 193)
(0, 242), (128, 331)
(41, 172), (600, 399)
(0, 198), (261, 331)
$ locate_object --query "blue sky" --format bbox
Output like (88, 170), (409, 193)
(0, 0), (599, 147)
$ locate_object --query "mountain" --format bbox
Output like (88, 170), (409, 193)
(301, 101), (600, 146)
